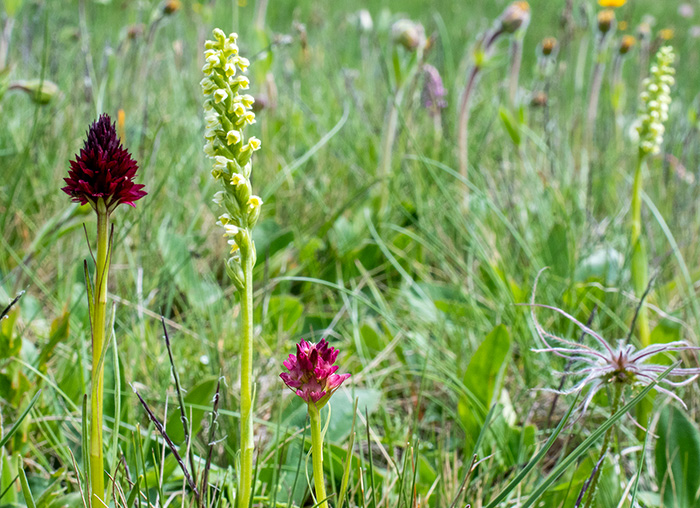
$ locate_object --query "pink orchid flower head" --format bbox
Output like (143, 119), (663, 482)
(63, 114), (146, 213)
(280, 339), (351, 407)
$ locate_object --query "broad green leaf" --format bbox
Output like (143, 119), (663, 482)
(458, 324), (511, 446)
(17, 457), (36, 508)
(3, 0), (23, 17)
(165, 377), (218, 444)
(36, 311), (70, 372)
(252, 219), (294, 259)
(157, 223), (222, 311)
(545, 223), (570, 278)
(499, 106), (521, 147)
(655, 406), (700, 508)
(327, 389), (381, 442)
(262, 295), (304, 337)
(574, 247), (624, 282)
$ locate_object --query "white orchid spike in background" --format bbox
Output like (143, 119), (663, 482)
(527, 269), (700, 416)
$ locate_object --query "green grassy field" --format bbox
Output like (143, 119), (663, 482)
(3, 0), (700, 507)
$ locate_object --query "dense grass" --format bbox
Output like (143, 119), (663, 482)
(3, 0), (700, 507)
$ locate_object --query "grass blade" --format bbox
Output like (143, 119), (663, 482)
(521, 364), (677, 508)
(485, 393), (579, 508)
(337, 398), (359, 508)
(0, 390), (41, 450)
(17, 457), (36, 508)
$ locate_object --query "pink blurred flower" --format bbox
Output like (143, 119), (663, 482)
(422, 64), (448, 115)
(280, 339), (350, 406)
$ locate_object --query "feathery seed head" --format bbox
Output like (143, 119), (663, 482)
(528, 269), (699, 417)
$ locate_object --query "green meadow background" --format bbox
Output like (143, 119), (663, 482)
(2, 0), (700, 506)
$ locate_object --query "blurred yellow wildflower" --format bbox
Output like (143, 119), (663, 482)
(599, 0), (626, 7)
(659, 28), (675, 41)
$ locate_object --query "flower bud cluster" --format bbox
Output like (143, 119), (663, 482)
(636, 45), (675, 155)
(201, 28), (263, 290)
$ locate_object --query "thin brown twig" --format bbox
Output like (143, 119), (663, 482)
(131, 385), (200, 503)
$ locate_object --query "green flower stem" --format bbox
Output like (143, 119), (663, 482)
(378, 48), (423, 214)
(583, 385), (621, 508)
(630, 153), (650, 347)
(457, 64), (480, 181)
(90, 199), (109, 503)
(377, 92), (401, 213)
(308, 404), (328, 508)
(238, 249), (254, 508)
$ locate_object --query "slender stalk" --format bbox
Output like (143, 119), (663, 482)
(457, 65), (480, 180)
(586, 32), (610, 145)
(431, 113), (442, 160)
(457, 29), (501, 180)
(377, 93), (401, 214)
(238, 249), (255, 508)
(90, 198), (109, 504)
(630, 153), (650, 346)
(308, 404), (329, 508)
(377, 49), (423, 214)
(583, 385), (621, 508)
(508, 38), (523, 106)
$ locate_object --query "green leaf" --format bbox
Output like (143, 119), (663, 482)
(262, 295), (304, 337)
(36, 311), (70, 372)
(0, 304), (21, 360)
(165, 377), (218, 444)
(17, 457), (36, 508)
(157, 223), (222, 311)
(458, 325), (511, 446)
(545, 223), (570, 278)
(498, 106), (521, 147)
(574, 247), (624, 283)
(125, 475), (141, 508)
(3, 0), (23, 17)
(655, 406), (700, 508)
(252, 219), (294, 259)
(327, 389), (381, 443)
(0, 390), (41, 450)
(520, 364), (676, 507)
